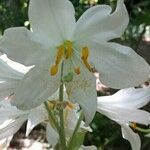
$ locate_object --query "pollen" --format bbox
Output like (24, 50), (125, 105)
(65, 40), (73, 59)
(66, 102), (74, 109)
(55, 45), (64, 65)
(82, 47), (89, 60)
(130, 122), (137, 130)
(74, 67), (80, 75)
(50, 64), (58, 76)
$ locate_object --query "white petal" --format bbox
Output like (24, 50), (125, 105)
(0, 100), (28, 140)
(81, 145), (97, 150)
(0, 58), (23, 79)
(29, 0), (76, 44)
(65, 109), (78, 132)
(89, 42), (150, 89)
(46, 124), (59, 147)
(98, 88), (150, 109)
(0, 59), (23, 99)
(11, 67), (60, 110)
(65, 69), (97, 124)
(97, 105), (150, 125)
(0, 136), (13, 150)
(80, 121), (92, 133)
(1, 54), (31, 74)
(74, 0), (128, 42)
(0, 27), (50, 66)
(26, 105), (47, 136)
(0, 100), (28, 120)
(0, 117), (26, 140)
(121, 124), (141, 150)
(0, 81), (18, 100)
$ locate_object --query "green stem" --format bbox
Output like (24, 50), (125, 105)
(59, 61), (67, 150)
(44, 101), (59, 132)
(67, 111), (84, 150)
(136, 127), (150, 133)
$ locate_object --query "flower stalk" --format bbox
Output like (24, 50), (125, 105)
(59, 61), (67, 150)
(136, 126), (150, 133)
(44, 101), (60, 132)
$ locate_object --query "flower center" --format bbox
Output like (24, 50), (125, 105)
(50, 40), (94, 76)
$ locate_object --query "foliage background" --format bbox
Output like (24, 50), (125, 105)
(0, 0), (149, 149)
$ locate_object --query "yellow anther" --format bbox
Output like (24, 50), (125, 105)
(82, 47), (89, 60)
(82, 58), (94, 72)
(65, 41), (73, 59)
(66, 102), (74, 109)
(47, 102), (55, 109)
(131, 122), (137, 130)
(50, 64), (58, 76)
(55, 45), (64, 65)
(74, 67), (81, 75)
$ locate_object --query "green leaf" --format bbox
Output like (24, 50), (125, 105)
(68, 131), (86, 150)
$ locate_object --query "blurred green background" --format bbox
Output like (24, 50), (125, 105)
(0, 0), (149, 149)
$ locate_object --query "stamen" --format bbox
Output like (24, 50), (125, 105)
(82, 47), (89, 60)
(50, 64), (58, 76)
(82, 58), (94, 72)
(55, 45), (64, 65)
(65, 41), (73, 59)
(130, 122), (137, 130)
(47, 102), (55, 109)
(74, 67), (80, 75)
(66, 102), (74, 109)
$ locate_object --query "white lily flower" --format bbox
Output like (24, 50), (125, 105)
(0, 69), (91, 150)
(97, 87), (150, 150)
(0, 0), (149, 124)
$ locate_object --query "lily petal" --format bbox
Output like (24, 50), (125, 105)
(89, 42), (150, 89)
(65, 108), (78, 133)
(99, 88), (150, 109)
(0, 59), (23, 79)
(97, 104), (150, 125)
(26, 105), (47, 136)
(0, 136), (13, 150)
(0, 117), (27, 140)
(0, 100), (28, 120)
(46, 124), (59, 147)
(11, 67), (60, 110)
(0, 59), (23, 99)
(74, 0), (128, 42)
(29, 0), (76, 44)
(0, 27), (50, 66)
(81, 145), (97, 150)
(65, 69), (97, 124)
(121, 124), (141, 150)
